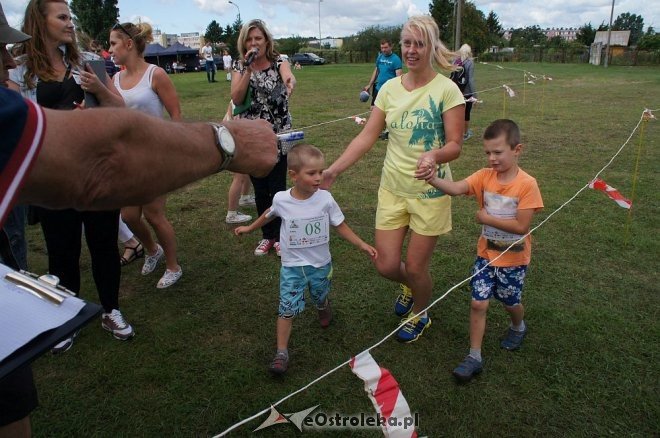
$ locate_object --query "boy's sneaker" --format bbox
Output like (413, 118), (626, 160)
(157, 268), (182, 289)
(239, 195), (256, 207)
(51, 330), (79, 354)
(396, 315), (431, 343)
(317, 300), (333, 328)
(378, 130), (389, 140)
(463, 129), (474, 141)
(101, 309), (135, 340)
(452, 355), (483, 382)
(394, 284), (414, 316)
(254, 239), (275, 256)
(141, 244), (164, 275)
(273, 241), (281, 257)
(226, 211), (252, 224)
(500, 327), (527, 351)
(268, 352), (289, 375)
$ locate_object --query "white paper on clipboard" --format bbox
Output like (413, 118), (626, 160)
(0, 263), (86, 361)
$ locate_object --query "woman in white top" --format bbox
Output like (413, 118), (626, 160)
(109, 21), (183, 289)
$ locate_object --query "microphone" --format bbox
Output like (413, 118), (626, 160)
(245, 48), (259, 66)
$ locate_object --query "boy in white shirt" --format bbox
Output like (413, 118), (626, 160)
(235, 144), (377, 375)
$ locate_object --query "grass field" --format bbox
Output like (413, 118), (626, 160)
(24, 62), (659, 437)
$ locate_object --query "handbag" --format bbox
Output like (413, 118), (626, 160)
(232, 85), (252, 116)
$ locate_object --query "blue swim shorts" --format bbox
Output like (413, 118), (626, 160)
(470, 257), (527, 306)
(279, 262), (333, 318)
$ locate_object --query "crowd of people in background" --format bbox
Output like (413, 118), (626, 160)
(1, 0), (548, 434)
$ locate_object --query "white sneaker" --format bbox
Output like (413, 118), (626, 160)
(101, 309), (134, 340)
(226, 211), (252, 224)
(141, 244), (164, 275)
(157, 268), (183, 289)
(239, 195), (256, 207)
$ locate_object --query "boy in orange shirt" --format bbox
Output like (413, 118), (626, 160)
(420, 119), (543, 382)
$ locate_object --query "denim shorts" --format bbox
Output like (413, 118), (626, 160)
(470, 257), (527, 306)
(279, 262), (333, 318)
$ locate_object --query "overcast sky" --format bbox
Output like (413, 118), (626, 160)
(4, 0), (658, 39)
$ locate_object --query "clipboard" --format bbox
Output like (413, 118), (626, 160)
(0, 265), (102, 380)
(83, 60), (107, 108)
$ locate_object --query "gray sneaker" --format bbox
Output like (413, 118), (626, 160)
(500, 327), (527, 350)
(268, 352), (289, 375)
(452, 355), (483, 382)
(226, 211), (252, 224)
(141, 244), (164, 275)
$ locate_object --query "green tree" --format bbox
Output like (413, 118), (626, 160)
(343, 25), (401, 59)
(637, 32), (660, 50)
(509, 25), (547, 47)
(223, 18), (243, 57)
(429, 0), (454, 42)
(485, 10), (504, 41)
(576, 22), (596, 45)
(275, 36), (306, 56)
(70, 0), (118, 46)
(461, 2), (488, 53)
(613, 12), (644, 45)
(204, 20), (224, 46)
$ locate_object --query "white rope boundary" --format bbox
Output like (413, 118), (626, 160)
(215, 109), (655, 437)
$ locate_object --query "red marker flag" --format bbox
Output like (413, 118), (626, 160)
(589, 178), (632, 209)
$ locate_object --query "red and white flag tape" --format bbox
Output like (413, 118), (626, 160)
(503, 84), (516, 97)
(588, 178), (632, 209)
(350, 351), (418, 438)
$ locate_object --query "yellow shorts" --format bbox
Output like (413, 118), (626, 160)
(375, 187), (452, 236)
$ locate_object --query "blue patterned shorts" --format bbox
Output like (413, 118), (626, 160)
(279, 263), (333, 318)
(470, 257), (527, 306)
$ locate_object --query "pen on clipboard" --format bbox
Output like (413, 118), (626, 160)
(4, 272), (73, 305)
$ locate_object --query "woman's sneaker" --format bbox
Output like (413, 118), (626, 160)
(254, 239), (275, 256)
(226, 211), (252, 224)
(239, 195), (256, 207)
(101, 309), (134, 340)
(141, 244), (164, 275)
(51, 330), (80, 354)
(157, 268), (183, 289)
(394, 284), (414, 316)
(396, 315), (431, 343)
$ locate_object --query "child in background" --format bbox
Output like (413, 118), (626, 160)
(420, 119), (543, 382)
(235, 144), (377, 375)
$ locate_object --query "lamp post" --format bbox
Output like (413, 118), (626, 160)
(228, 1), (240, 22)
(318, 0), (322, 48)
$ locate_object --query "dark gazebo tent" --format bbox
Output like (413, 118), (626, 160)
(144, 42), (199, 72)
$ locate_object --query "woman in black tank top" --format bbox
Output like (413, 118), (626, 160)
(8, 0), (134, 351)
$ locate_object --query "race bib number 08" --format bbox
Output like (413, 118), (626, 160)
(287, 215), (329, 248)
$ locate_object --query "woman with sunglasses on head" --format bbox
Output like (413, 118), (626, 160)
(109, 21), (183, 289)
(8, 0), (133, 353)
(321, 16), (465, 343)
(231, 19), (296, 257)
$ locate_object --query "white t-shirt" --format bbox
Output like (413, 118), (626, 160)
(202, 45), (213, 61)
(222, 54), (232, 70)
(267, 189), (345, 268)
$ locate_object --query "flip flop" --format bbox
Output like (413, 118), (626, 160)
(120, 242), (144, 266)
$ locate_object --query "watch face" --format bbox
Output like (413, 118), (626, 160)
(219, 126), (235, 154)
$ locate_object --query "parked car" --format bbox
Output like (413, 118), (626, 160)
(290, 53), (325, 65)
(196, 56), (223, 72)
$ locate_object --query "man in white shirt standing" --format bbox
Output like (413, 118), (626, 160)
(202, 41), (216, 82)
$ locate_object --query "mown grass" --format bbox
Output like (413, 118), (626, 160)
(25, 62), (659, 437)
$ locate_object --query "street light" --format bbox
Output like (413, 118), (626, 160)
(318, 0), (322, 48)
(228, 1), (240, 22)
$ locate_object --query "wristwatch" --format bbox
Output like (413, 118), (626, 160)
(209, 122), (235, 172)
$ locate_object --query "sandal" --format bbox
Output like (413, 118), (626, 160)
(120, 242), (144, 266)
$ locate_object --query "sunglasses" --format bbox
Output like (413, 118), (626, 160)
(112, 22), (132, 39)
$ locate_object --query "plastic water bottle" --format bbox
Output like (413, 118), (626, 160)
(277, 131), (304, 155)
